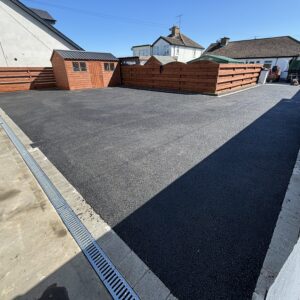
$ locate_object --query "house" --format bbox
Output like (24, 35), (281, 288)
(205, 36), (300, 78)
(0, 0), (82, 67)
(132, 26), (205, 63)
(131, 45), (152, 57)
(51, 50), (120, 90)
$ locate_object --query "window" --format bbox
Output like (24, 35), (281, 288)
(249, 61), (255, 64)
(175, 46), (179, 55)
(263, 60), (273, 69)
(79, 62), (87, 71)
(72, 61), (86, 71)
(256, 61), (260, 64)
(163, 45), (169, 55)
(193, 49), (196, 58)
(104, 63), (115, 71)
(72, 62), (80, 71)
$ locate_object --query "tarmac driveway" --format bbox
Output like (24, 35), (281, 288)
(1, 85), (300, 299)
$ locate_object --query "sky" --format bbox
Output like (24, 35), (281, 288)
(23, 0), (300, 57)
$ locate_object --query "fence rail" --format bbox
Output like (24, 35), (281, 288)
(121, 61), (262, 95)
(0, 67), (56, 92)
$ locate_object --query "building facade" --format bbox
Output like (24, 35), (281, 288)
(205, 36), (300, 79)
(131, 26), (204, 63)
(0, 0), (82, 67)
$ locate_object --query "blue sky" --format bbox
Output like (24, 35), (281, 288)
(23, 0), (300, 56)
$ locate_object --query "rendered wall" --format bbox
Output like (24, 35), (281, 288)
(0, 0), (77, 67)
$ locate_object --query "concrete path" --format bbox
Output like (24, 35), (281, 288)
(254, 148), (300, 299)
(0, 127), (111, 300)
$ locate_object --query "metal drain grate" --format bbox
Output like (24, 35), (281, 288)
(0, 116), (139, 300)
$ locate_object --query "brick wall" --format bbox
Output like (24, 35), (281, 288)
(0, 67), (56, 93)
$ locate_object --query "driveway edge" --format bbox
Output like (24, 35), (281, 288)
(252, 149), (300, 299)
(0, 108), (175, 300)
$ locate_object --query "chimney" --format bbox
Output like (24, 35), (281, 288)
(220, 37), (230, 46)
(169, 25), (180, 37)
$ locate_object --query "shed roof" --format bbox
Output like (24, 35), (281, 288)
(205, 36), (300, 58)
(53, 50), (118, 61)
(150, 55), (176, 65)
(188, 54), (243, 64)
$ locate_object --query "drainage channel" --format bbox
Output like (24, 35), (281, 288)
(0, 116), (139, 300)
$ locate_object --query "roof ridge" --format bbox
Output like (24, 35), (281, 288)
(229, 35), (298, 43)
(56, 49), (112, 54)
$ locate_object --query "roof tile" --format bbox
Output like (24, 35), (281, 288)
(206, 36), (300, 58)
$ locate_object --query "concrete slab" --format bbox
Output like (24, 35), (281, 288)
(0, 128), (112, 300)
(134, 270), (171, 300)
(118, 251), (148, 287)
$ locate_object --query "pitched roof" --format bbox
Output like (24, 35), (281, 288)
(131, 44), (152, 49)
(205, 36), (300, 58)
(30, 8), (56, 22)
(10, 0), (83, 50)
(53, 50), (118, 61)
(148, 55), (176, 65)
(188, 54), (242, 64)
(153, 34), (204, 49)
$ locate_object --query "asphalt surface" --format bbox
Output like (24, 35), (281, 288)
(1, 85), (300, 299)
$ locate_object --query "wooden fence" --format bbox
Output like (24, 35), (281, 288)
(0, 67), (56, 92)
(121, 61), (262, 95)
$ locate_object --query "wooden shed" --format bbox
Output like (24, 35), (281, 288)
(51, 50), (120, 90)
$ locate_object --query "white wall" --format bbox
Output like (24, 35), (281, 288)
(238, 57), (292, 72)
(152, 38), (203, 62)
(237, 57), (293, 80)
(172, 45), (202, 62)
(0, 0), (78, 67)
(132, 45), (152, 56)
(152, 39), (170, 56)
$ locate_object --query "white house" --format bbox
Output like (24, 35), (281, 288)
(0, 0), (82, 67)
(205, 36), (300, 79)
(131, 26), (204, 63)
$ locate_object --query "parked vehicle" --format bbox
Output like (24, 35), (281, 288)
(287, 57), (300, 83)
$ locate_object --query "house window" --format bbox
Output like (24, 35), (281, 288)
(175, 46), (179, 55)
(163, 45), (169, 55)
(193, 49), (196, 58)
(72, 61), (87, 71)
(104, 63), (115, 71)
(263, 60), (273, 69)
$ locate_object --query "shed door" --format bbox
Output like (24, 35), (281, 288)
(89, 62), (104, 88)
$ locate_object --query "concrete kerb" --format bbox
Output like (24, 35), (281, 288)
(252, 149), (300, 299)
(217, 84), (261, 98)
(0, 108), (176, 300)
